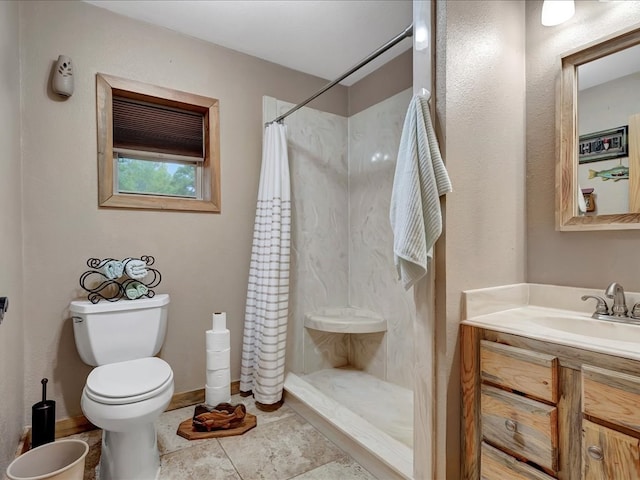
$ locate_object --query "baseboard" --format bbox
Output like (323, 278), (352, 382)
(166, 381), (240, 410)
(167, 388), (205, 411)
(230, 380), (240, 395)
(17, 381), (241, 453)
(16, 428), (29, 456)
(55, 414), (96, 439)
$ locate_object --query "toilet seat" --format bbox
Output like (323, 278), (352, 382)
(85, 357), (173, 405)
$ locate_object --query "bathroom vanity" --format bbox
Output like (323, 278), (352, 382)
(461, 284), (640, 480)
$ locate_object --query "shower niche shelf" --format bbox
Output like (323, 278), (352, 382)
(304, 307), (386, 334)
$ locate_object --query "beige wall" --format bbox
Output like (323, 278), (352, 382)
(15, 3), (640, 475)
(527, 1), (640, 289)
(434, 1), (640, 478)
(19, 0), (347, 421)
(436, 1), (527, 478)
(0, 0), (25, 472)
(348, 48), (412, 116)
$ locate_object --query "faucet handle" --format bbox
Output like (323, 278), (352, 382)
(581, 295), (609, 315)
(632, 303), (640, 319)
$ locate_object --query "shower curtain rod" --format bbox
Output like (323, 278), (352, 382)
(267, 24), (413, 125)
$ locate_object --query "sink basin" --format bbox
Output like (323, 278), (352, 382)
(463, 305), (640, 359)
(532, 316), (640, 343)
(304, 307), (386, 334)
(461, 284), (640, 361)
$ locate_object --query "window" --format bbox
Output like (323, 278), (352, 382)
(96, 73), (220, 212)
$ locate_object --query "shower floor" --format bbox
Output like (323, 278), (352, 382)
(284, 367), (413, 479)
(303, 367), (413, 448)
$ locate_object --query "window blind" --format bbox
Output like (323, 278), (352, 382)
(113, 97), (204, 159)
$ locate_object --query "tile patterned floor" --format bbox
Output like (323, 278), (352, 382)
(67, 394), (377, 480)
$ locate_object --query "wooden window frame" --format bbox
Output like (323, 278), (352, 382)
(96, 73), (220, 213)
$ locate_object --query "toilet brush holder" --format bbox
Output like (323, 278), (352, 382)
(31, 378), (56, 448)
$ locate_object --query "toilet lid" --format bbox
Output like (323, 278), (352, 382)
(85, 357), (173, 405)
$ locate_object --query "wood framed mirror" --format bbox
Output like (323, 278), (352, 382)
(556, 26), (640, 231)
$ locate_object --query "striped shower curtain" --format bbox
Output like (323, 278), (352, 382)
(240, 122), (291, 408)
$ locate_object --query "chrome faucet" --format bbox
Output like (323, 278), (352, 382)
(605, 282), (628, 317)
(582, 282), (640, 324)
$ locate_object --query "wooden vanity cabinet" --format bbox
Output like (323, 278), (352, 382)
(462, 328), (561, 479)
(462, 324), (640, 480)
(481, 384), (558, 472)
(481, 442), (555, 480)
(581, 365), (640, 479)
(480, 340), (558, 403)
(582, 419), (640, 479)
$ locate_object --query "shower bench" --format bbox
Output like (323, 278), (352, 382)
(302, 306), (387, 381)
(304, 307), (387, 334)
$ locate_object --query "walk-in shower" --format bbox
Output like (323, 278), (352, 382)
(262, 57), (417, 475)
(254, 18), (437, 478)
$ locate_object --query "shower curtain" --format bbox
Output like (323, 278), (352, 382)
(240, 122), (291, 407)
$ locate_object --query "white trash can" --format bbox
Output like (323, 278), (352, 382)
(6, 439), (89, 480)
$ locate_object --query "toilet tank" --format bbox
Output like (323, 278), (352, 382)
(69, 294), (170, 366)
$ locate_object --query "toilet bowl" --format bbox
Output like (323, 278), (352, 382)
(81, 357), (174, 480)
(70, 294), (173, 480)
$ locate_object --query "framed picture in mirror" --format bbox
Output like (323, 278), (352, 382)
(578, 126), (628, 164)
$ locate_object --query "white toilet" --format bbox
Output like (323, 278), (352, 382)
(70, 294), (174, 480)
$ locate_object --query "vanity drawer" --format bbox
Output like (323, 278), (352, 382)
(582, 419), (640, 480)
(481, 340), (558, 403)
(583, 365), (640, 433)
(481, 442), (555, 480)
(481, 384), (558, 472)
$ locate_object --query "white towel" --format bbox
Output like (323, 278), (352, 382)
(123, 259), (148, 280)
(100, 260), (124, 279)
(390, 95), (452, 290)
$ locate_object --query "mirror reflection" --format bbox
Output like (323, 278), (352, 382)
(557, 26), (640, 231)
(577, 44), (640, 216)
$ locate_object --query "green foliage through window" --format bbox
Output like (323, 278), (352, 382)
(117, 157), (197, 198)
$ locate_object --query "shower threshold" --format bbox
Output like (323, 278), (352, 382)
(284, 368), (413, 480)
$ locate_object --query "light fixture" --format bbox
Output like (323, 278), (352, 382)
(415, 24), (429, 51)
(541, 0), (575, 26)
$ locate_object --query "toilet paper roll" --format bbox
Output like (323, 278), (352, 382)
(206, 368), (231, 387)
(206, 330), (230, 351)
(206, 348), (230, 370)
(212, 312), (227, 332)
(205, 384), (230, 406)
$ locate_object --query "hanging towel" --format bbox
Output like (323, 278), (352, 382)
(390, 95), (452, 290)
(240, 122), (291, 407)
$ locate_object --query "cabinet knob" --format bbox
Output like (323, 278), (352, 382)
(504, 419), (517, 432)
(587, 445), (604, 461)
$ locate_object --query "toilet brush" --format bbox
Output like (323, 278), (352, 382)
(31, 378), (56, 448)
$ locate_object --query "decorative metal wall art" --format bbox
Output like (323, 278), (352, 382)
(79, 255), (162, 303)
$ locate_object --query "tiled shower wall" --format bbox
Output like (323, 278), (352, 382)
(348, 89), (414, 389)
(264, 97), (350, 380)
(264, 88), (414, 390)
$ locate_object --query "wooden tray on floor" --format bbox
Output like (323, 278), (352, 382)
(176, 413), (257, 440)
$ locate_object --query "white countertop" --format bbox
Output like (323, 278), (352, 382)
(462, 284), (640, 362)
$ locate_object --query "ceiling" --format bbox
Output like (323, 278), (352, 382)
(84, 0), (413, 86)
